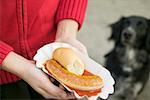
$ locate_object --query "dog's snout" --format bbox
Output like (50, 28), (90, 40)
(123, 32), (132, 39)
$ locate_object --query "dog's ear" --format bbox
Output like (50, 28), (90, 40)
(109, 17), (125, 43)
(146, 19), (150, 53)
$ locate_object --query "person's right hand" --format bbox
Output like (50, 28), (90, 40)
(23, 63), (75, 99)
(2, 52), (75, 99)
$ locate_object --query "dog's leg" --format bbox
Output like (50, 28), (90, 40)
(108, 77), (140, 100)
(110, 82), (143, 100)
(132, 82), (143, 99)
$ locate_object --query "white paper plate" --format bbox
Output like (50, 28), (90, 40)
(33, 42), (115, 99)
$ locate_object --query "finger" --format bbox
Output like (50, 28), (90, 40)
(50, 77), (55, 82)
(36, 87), (58, 99)
(80, 47), (88, 56)
(66, 93), (76, 99)
(59, 84), (65, 90)
(43, 80), (67, 99)
(57, 93), (76, 100)
(80, 44), (88, 55)
(76, 42), (88, 56)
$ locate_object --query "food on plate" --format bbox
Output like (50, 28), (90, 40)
(45, 47), (104, 96)
(46, 60), (103, 90)
(73, 70), (102, 96)
(53, 48), (85, 75)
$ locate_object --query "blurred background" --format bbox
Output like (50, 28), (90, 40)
(78, 0), (150, 100)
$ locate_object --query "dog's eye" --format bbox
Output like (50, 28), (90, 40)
(124, 20), (130, 26)
(137, 21), (143, 27)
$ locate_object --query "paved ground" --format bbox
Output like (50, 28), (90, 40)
(78, 0), (150, 100)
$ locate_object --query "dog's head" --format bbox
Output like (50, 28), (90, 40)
(109, 16), (149, 48)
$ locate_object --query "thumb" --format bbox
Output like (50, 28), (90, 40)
(79, 46), (88, 56)
(75, 42), (88, 56)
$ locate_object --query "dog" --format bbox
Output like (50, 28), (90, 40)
(104, 16), (150, 100)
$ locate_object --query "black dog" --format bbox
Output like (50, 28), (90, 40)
(104, 16), (150, 100)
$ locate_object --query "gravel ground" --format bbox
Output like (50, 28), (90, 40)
(78, 0), (150, 100)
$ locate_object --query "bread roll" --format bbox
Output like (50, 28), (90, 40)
(53, 48), (85, 75)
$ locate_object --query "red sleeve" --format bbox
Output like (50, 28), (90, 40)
(0, 41), (14, 65)
(55, 0), (88, 30)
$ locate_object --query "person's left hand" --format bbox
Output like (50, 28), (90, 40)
(55, 19), (88, 56)
(55, 37), (88, 56)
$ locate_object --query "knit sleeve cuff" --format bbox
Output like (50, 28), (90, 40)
(55, 0), (88, 30)
(0, 41), (14, 65)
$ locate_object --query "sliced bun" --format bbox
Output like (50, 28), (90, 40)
(53, 48), (85, 75)
(45, 60), (104, 91)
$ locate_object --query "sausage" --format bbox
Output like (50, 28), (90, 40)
(45, 60), (104, 91)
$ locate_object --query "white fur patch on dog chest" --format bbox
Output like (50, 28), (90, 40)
(127, 49), (135, 60)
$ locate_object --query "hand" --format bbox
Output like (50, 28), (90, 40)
(23, 63), (75, 99)
(55, 37), (88, 56)
(2, 52), (75, 99)
(55, 19), (88, 56)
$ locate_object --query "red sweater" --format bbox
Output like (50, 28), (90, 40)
(0, 0), (87, 84)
